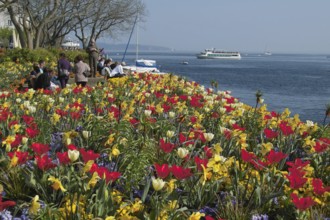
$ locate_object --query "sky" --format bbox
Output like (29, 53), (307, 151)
(110, 0), (330, 54)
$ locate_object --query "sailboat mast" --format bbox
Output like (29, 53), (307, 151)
(121, 15), (138, 62)
(136, 14), (139, 61)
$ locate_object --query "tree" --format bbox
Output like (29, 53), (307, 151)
(0, 0), (146, 49)
(73, 0), (146, 49)
(0, 0), (62, 49)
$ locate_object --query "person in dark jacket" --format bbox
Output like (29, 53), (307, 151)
(34, 67), (52, 90)
(57, 52), (71, 88)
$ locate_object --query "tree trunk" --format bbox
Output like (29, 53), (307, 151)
(7, 6), (27, 48)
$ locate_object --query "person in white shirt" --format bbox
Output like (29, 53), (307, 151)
(109, 62), (126, 78)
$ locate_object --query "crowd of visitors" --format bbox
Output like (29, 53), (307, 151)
(27, 50), (127, 90)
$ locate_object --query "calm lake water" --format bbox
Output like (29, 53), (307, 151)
(109, 51), (330, 124)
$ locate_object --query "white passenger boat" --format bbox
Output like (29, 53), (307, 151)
(196, 48), (241, 59)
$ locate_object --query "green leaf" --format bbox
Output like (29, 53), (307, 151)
(142, 177), (151, 203)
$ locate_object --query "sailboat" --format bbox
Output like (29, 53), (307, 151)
(264, 45), (272, 56)
(122, 12), (160, 73)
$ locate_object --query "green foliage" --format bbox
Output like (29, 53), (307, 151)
(0, 27), (12, 47)
(1, 48), (88, 63)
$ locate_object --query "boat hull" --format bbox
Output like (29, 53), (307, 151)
(123, 66), (161, 74)
(196, 55), (241, 60)
(123, 59), (161, 74)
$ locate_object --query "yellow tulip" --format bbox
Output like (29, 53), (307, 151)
(151, 177), (166, 191)
(177, 147), (189, 158)
(82, 130), (91, 139)
(68, 150), (79, 162)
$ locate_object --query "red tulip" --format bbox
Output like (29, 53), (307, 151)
(55, 109), (68, 117)
(8, 151), (30, 165)
(264, 128), (279, 139)
(154, 163), (170, 179)
(190, 95), (204, 108)
(194, 156), (208, 171)
(279, 121), (294, 136)
(312, 178), (330, 195)
(162, 103), (171, 112)
(26, 127), (39, 138)
(56, 152), (70, 165)
(36, 155), (56, 171)
(22, 115), (35, 125)
(265, 150), (287, 165)
(30, 143), (50, 156)
(179, 133), (187, 144)
(10, 134), (23, 148)
(67, 144), (78, 150)
(241, 149), (256, 163)
(286, 158), (310, 169)
(160, 138), (176, 153)
(286, 168), (307, 189)
(79, 148), (100, 163)
(171, 165), (192, 180)
(203, 146), (213, 158)
(90, 164), (120, 183)
(70, 112), (81, 120)
(0, 196), (16, 211)
(314, 138), (330, 153)
(290, 193), (315, 210)
(179, 95), (188, 101)
(232, 123), (245, 131)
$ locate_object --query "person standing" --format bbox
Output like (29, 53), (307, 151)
(86, 38), (99, 77)
(73, 55), (90, 87)
(57, 52), (71, 88)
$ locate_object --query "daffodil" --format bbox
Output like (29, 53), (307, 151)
(2, 135), (16, 152)
(111, 146), (120, 157)
(29, 195), (40, 215)
(10, 154), (18, 167)
(261, 142), (273, 156)
(48, 176), (66, 192)
(166, 179), (177, 193)
(51, 113), (60, 125)
(188, 212), (205, 220)
(87, 172), (100, 189)
(83, 160), (94, 173)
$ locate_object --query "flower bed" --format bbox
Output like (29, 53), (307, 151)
(0, 73), (329, 219)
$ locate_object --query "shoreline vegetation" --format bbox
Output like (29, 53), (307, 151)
(0, 51), (329, 219)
